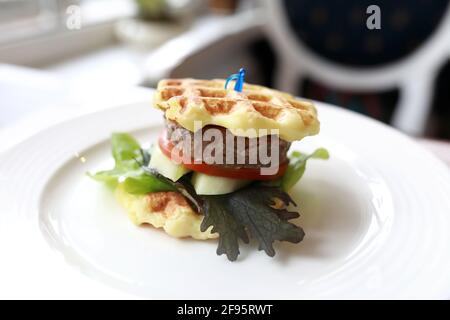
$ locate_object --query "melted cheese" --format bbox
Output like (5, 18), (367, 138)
(163, 97), (320, 142)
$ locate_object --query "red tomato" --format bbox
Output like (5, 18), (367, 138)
(158, 130), (287, 180)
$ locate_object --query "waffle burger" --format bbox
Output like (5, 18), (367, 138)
(90, 72), (327, 261)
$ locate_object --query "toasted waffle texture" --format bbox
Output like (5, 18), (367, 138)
(115, 186), (217, 240)
(154, 79), (320, 142)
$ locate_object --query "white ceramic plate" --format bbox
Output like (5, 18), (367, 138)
(1, 99), (450, 299)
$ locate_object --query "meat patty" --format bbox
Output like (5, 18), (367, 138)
(164, 119), (290, 169)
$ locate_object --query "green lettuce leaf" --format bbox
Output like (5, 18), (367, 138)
(281, 148), (329, 191)
(88, 133), (174, 194)
(121, 173), (176, 194)
(111, 132), (142, 166)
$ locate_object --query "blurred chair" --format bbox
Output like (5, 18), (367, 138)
(263, 0), (450, 135)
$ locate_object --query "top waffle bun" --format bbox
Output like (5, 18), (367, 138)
(154, 78), (320, 142)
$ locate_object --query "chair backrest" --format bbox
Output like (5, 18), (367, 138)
(263, 0), (450, 135)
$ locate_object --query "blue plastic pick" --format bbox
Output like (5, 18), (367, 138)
(224, 68), (246, 92)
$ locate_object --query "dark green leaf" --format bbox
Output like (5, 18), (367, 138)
(200, 186), (304, 261)
(201, 197), (249, 261)
(140, 148), (151, 167)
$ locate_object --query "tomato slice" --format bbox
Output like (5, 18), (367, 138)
(158, 129), (287, 180)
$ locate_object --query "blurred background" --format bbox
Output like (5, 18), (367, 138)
(0, 0), (449, 160)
